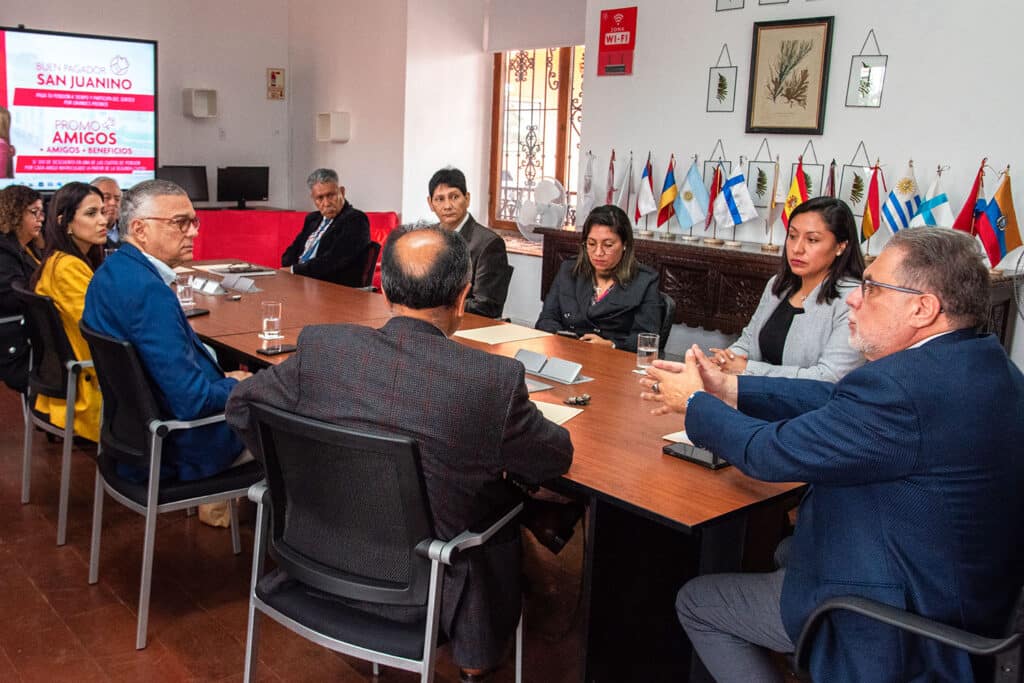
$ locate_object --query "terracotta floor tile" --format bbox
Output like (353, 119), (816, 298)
(155, 610), (246, 680)
(1, 623), (89, 666)
(0, 646), (21, 681)
(12, 653), (109, 683)
(93, 641), (193, 682)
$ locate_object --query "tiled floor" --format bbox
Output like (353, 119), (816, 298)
(0, 388), (586, 682)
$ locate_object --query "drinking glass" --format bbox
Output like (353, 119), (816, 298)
(175, 274), (195, 309)
(259, 300), (283, 340)
(636, 333), (659, 373)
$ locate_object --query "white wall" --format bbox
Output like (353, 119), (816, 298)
(400, 0), (492, 224)
(581, 0), (1024, 365)
(2, 0), (291, 207)
(286, 0), (408, 213)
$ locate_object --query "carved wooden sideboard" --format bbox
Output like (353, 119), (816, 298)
(534, 227), (1021, 349)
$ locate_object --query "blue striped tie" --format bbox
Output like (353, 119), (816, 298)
(299, 217), (331, 263)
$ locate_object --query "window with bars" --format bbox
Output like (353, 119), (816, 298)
(487, 46), (584, 232)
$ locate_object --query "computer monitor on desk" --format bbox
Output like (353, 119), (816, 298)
(156, 165), (209, 202)
(216, 166), (269, 209)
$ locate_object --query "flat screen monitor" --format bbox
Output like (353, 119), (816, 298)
(217, 166), (268, 209)
(156, 165), (208, 202)
(0, 26), (157, 191)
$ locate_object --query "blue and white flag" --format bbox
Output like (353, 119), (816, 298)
(882, 161), (922, 233)
(673, 161), (709, 230)
(910, 173), (954, 227)
(712, 169), (759, 228)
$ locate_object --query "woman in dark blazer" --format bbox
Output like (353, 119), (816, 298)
(0, 184), (44, 392)
(536, 204), (661, 352)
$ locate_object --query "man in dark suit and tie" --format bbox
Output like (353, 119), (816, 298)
(281, 168), (370, 286)
(227, 224), (573, 680)
(428, 167), (511, 318)
(642, 227), (1024, 682)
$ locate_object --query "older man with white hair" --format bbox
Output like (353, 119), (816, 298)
(83, 179), (252, 483)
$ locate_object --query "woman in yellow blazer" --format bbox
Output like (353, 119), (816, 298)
(32, 182), (108, 442)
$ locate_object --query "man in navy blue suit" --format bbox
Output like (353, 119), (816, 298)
(84, 179), (252, 482)
(642, 228), (1024, 682)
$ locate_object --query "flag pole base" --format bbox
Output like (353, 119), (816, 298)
(638, 230), (654, 239)
(724, 240), (742, 248)
(680, 234), (699, 242)
(662, 233), (678, 241)
(703, 237), (725, 246)
(760, 243), (781, 253)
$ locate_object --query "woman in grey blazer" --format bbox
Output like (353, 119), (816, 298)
(711, 197), (866, 382)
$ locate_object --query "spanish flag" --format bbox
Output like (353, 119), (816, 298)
(860, 163), (883, 242)
(657, 155), (678, 228)
(781, 157), (809, 228)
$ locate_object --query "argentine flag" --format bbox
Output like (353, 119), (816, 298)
(713, 169), (759, 227)
(882, 162), (922, 233)
(673, 161), (710, 230)
(909, 174), (954, 227)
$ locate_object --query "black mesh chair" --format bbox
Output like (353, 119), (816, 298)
(359, 241), (382, 289)
(794, 586), (1024, 682)
(80, 322), (263, 649)
(659, 291), (676, 355)
(13, 283), (93, 546)
(241, 403), (524, 683)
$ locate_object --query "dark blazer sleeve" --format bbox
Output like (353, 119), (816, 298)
(281, 212), (319, 268)
(535, 261), (572, 333)
(226, 345), (302, 452)
(498, 362), (573, 483)
(686, 368), (921, 485)
(292, 205), (371, 282)
(463, 222), (510, 318)
(611, 270), (662, 353)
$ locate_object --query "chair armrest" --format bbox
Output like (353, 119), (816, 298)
(148, 412), (227, 436)
(425, 502), (524, 566)
(795, 595), (1022, 676)
(0, 315), (23, 325)
(247, 481), (269, 504)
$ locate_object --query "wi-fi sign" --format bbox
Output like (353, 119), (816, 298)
(613, 12), (624, 23)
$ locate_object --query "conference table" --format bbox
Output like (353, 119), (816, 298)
(184, 262), (804, 682)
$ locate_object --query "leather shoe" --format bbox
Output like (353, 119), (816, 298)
(521, 498), (584, 555)
(459, 667), (496, 682)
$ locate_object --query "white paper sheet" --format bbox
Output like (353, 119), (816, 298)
(662, 430), (693, 444)
(531, 401), (583, 425)
(454, 323), (552, 345)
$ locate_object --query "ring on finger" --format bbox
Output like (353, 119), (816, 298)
(651, 382), (661, 394)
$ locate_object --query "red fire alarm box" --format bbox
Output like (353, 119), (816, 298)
(598, 7), (637, 76)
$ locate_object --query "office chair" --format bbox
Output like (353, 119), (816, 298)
(659, 291), (676, 355)
(80, 322), (263, 649)
(358, 241), (382, 289)
(794, 586), (1024, 682)
(241, 403), (524, 683)
(13, 284), (93, 546)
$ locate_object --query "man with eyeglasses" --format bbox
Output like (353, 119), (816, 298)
(84, 179), (253, 484)
(281, 168), (370, 286)
(90, 176), (123, 250)
(641, 227), (1024, 682)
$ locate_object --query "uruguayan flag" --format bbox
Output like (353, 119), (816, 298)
(673, 161), (709, 230)
(909, 174), (954, 227)
(882, 162), (922, 233)
(713, 169), (759, 228)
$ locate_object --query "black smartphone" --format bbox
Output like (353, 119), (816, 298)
(183, 308), (210, 318)
(256, 344), (297, 356)
(555, 330), (581, 339)
(662, 443), (730, 470)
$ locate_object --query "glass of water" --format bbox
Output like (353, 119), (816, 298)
(175, 274), (195, 309)
(636, 333), (659, 373)
(259, 300), (283, 340)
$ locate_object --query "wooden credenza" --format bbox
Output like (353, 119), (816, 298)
(535, 227), (1021, 349)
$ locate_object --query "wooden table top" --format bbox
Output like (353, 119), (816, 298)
(191, 265), (802, 531)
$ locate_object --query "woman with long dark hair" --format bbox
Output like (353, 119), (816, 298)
(0, 184), (44, 391)
(711, 196), (866, 381)
(536, 204), (661, 352)
(32, 182), (107, 440)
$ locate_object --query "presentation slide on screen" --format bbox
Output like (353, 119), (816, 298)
(0, 29), (156, 191)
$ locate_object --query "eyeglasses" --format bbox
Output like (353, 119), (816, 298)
(859, 278), (925, 298)
(140, 215), (200, 233)
(26, 208), (44, 218)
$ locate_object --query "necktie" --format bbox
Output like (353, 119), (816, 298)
(299, 217), (331, 263)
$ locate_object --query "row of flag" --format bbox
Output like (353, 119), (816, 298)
(858, 158), (1021, 266)
(579, 151), (1023, 266)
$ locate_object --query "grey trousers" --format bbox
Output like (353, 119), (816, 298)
(675, 542), (795, 682)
